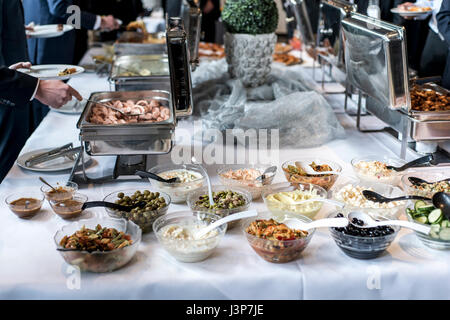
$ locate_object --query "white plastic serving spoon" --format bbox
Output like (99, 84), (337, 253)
(348, 211), (431, 234)
(282, 217), (349, 231)
(195, 209), (258, 239)
(295, 161), (341, 175)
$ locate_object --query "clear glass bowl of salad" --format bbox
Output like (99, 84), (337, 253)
(217, 164), (276, 200)
(351, 155), (406, 186)
(406, 200), (450, 250)
(147, 164), (205, 204)
(401, 170), (450, 199)
(282, 157), (342, 191)
(262, 182), (328, 220)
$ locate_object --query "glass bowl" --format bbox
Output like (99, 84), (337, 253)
(103, 188), (171, 233)
(147, 163), (205, 204)
(153, 211), (226, 263)
(351, 155), (406, 186)
(54, 216), (141, 272)
(405, 202), (450, 250)
(330, 178), (406, 220)
(40, 181), (78, 202)
(242, 212), (315, 263)
(217, 164), (276, 200)
(401, 170), (450, 199)
(186, 185), (252, 230)
(328, 212), (399, 259)
(282, 157), (342, 191)
(49, 193), (88, 219)
(5, 191), (45, 219)
(262, 182), (327, 220)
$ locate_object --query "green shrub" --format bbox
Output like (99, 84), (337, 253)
(222, 0), (279, 35)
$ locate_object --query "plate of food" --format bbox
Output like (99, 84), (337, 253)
(49, 98), (87, 115)
(391, 6), (432, 18)
(17, 64), (84, 80)
(26, 24), (74, 38)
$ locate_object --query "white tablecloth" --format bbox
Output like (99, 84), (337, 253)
(0, 59), (449, 300)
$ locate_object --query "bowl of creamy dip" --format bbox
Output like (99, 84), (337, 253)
(351, 155), (406, 186)
(147, 164), (205, 204)
(153, 211), (227, 263)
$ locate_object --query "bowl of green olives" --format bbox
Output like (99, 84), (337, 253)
(186, 186), (252, 230)
(103, 188), (171, 233)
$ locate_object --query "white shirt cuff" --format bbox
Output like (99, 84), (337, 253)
(30, 79), (40, 101)
(93, 15), (102, 30)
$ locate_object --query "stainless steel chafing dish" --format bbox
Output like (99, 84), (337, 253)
(114, 31), (167, 56)
(342, 12), (450, 157)
(109, 54), (170, 92)
(77, 90), (175, 156)
(70, 17), (195, 184)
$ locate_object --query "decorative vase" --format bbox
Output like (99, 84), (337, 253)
(224, 32), (277, 88)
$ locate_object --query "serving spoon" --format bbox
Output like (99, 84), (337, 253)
(348, 211), (431, 234)
(407, 176), (450, 186)
(432, 192), (450, 219)
(195, 210), (258, 239)
(362, 190), (430, 203)
(81, 201), (147, 212)
(191, 157), (215, 207)
(385, 154), (433, 171)
(39, 176), (57, 192)
(281, 217), (349, 231)
(136, 170), (180, 184)
(255, 166), (277, 183)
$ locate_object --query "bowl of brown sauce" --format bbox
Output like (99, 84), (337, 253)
(6, 192), (45, 218)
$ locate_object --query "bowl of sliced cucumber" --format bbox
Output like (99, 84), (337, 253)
(406, 200), (450, 250)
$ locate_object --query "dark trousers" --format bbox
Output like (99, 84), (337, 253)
(419, 30), (449, 78)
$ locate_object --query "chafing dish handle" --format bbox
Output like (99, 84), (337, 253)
(166, 16), (194, 117)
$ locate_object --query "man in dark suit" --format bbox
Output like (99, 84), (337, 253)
(0, 0), (82, 182)
(437, 0), (450, 89)
(23, 0), (119, 65)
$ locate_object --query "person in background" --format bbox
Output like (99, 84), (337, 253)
(0, 0), (82, 182)
(22, 0), (119, 126)
(200, 0), (220, 43)
(398, 1), (446, 78)
(437, 0), (450, 89)
(163, 0), (183, 17)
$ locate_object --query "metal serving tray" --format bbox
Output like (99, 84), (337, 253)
(409, 82), (450, 121)
(342, 13), (409, 111)
(110, 54), (169, 80)
(317, 0), (356, 69)
(115, 32), (167, 55)
(77, 90), (175, 156)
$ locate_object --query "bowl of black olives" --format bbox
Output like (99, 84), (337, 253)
(328, 212), (399, 259)
(103, 189), (171, 233)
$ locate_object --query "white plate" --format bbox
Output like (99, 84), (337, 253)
(17, 64), (84, 80)
(391, 8), (432, 16)
(17, 148), (91, 172)
(50, 99), (87, 115)
(26, 24), (74, 38)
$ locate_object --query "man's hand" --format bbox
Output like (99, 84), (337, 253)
(9, 62), (32, 70)
(100, 15), (120, 31)
(35, 80), (83, 109)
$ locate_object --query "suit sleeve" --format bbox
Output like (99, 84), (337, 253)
(0, 68), (39, 107)
(46, 0), (97, 30)
(437, 0), (450, 45)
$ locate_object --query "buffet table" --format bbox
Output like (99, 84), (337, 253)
(0, 57), (449, 300)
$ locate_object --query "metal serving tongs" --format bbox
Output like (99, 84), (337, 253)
(25, 143), (82, 167)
